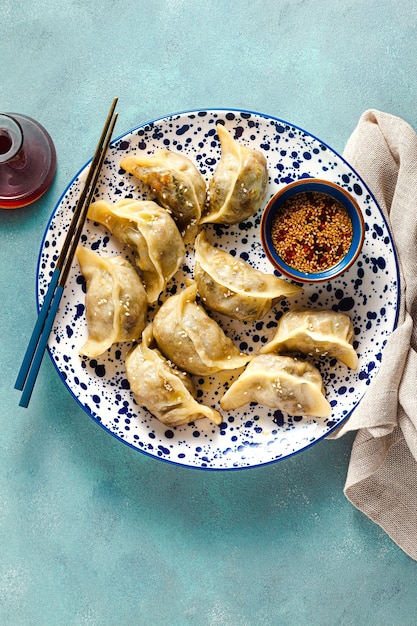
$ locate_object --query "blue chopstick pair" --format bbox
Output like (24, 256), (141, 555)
(15, 98), (118, 407)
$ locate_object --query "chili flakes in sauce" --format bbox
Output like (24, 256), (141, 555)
(271, 191), (353, 273)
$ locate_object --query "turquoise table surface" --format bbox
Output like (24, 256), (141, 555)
(2, 1), (417, 624)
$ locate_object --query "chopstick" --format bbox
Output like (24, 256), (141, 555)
(15, 98), (118, 408)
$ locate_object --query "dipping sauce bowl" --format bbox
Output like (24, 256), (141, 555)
(260, 178), (365, 283)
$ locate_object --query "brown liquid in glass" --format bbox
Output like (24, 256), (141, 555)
(0, 113), (56, 209)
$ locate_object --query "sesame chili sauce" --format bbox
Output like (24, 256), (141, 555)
(270, 191), (353, 274)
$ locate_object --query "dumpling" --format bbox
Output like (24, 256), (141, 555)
(200, 124), (268, 225)
(87, 199), (185, 304)
(220, 354), (331, 418)
(120, 149), (206, 243)
(125, 324), (222, 427)
(260, 308), (358, 369)
(153, 283), (251, 376)
(194, 231), (302, 321)
(76, 246), (147, 358)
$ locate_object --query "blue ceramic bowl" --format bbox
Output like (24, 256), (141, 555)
(260, 178), (365, 283)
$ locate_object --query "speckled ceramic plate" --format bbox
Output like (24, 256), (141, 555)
(37, 109), (400, 470)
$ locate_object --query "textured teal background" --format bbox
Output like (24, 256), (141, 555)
(2, 1), (417, 624)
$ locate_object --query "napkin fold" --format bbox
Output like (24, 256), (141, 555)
(330, 110), (417, 561)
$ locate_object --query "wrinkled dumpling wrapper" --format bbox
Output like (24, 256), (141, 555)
(120, 149), (206, 243)
(221, 354), (331, 418)
(87, 199), (185, 304)
(125, 324), (222, 427)
(76, 246), (147, 358)
(260, 307), (358, 369)
(200, 124), (268, 225)
(194, 231), (302, 321)
(153, 283), (251, 376)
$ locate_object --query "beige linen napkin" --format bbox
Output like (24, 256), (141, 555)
(330, 110), (417, 560)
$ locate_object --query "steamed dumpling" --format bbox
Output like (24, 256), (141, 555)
(260, 308), (358, 369)
(220, 354), (331, 418)
(76, 246), (147, 358)
(120, 149), (206, 243)
(125, 324), (222, 427)
(194, 231), (302, 321)
(87, 199), (185, 304)
(153, 283), (251, 376)
(200, 124), (268, 225)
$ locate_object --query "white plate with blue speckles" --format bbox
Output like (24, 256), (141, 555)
(37, 109), (400, 470)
